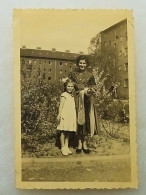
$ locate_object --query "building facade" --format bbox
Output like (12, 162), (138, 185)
(100, 19), (128, 99)
(20, 48), (80, 84)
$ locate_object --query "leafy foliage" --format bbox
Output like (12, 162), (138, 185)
(88, 33), (117, 90)
(21, 83), (64, 154)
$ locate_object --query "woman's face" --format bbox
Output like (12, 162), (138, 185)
(66, 82), (74, 93)
(78, 59), (87, 71)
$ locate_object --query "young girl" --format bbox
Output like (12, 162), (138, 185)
(57, 79), (76, 156)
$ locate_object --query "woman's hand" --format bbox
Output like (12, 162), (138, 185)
(82, 87), (89, 94)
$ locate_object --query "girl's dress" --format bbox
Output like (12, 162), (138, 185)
(57, 92), (77, 132)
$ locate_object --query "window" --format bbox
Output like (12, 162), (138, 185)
(114, 30), (117, 37)
(114, 42), (116, 48)
(116, 35), (119, 40)
(124, 79), (128, 88)
(119, 51), (122, 56)
(65, 70), (67, 73)
(60, 62), (62, 65)
(34, 60), (36, 64)
(43, 73), (46, 79)
(59, 77), (62, 81)
(124, 63), (128, 71)
(49, 61), (52, 65)
(119, 65), (122, 71)
(44, 69), (46, 71)
(48, 69), (51, 73)
(60, 70), (63, 74)
(104, 41), (107, 46)
(119, 36), (123, 41)
(48, 77), (51, 81)
(70, 66), (72, 69)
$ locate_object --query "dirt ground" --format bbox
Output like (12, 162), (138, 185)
(22, 121), (130, 158)
(22, 134), (130, 158)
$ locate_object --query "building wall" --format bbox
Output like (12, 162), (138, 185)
(101, 19), (128, 99)
(20, 52), (77, 85)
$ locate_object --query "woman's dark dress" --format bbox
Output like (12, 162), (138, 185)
(69, 70), (99, 136)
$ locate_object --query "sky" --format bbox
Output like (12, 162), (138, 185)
(18, 9), (131, 54)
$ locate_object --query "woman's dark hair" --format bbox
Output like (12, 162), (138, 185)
(63, 79), (75, 92)
(76, 55), (89, 67)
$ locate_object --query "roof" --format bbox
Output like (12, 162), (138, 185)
(101, 19), (127, 33)
(20, 48), (80, 61)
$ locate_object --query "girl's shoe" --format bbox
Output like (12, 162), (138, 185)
(66, 147), (72, 155)
(61, 147), (68, 156)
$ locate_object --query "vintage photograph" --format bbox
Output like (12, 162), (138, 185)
(14, 9), (137, 189)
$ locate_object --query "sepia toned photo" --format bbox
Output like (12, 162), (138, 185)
(14, 9), (137, 189)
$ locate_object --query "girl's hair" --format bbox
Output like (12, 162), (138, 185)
(76, 55), (89, 67)
(63, 79), (75, 92)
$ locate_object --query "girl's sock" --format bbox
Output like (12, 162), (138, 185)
(61, 146), (68, 156)
(65, 139), (72, 155)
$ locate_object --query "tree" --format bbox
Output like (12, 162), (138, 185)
(88, 33), (118, 91)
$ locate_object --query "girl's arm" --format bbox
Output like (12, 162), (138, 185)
(57, 96), (66, 122)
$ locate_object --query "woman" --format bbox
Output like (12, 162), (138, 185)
(69, 55), (98, 154)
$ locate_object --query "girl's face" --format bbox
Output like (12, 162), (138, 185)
(66, 82), (74, 93)
(78, 59), (87, 71)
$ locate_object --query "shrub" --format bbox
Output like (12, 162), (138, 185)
(21, 83), (64, 152)
(88, 68), (129, 123)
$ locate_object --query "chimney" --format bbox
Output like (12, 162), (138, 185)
(22, 45), (26, 49)
(36, 47), (41, 50)
(52, 48), (56, 52)
(65, 50), (70, 53)
(79, 51), (84, 54)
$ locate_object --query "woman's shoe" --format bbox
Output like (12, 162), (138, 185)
(76, 148), (82, 154)
(83, 148), (90, 154)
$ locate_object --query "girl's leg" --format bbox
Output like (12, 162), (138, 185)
(60, 131), (68, 156)
(65, 132), (72, 154)
(60, 131), (65, 148)
(64, 132), (69, 148)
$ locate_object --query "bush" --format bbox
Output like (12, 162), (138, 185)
(21, 83), (64, 152)
(89, 68), (129, 123)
